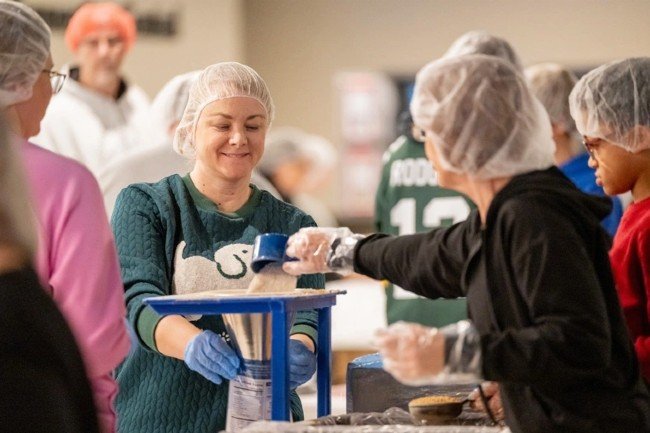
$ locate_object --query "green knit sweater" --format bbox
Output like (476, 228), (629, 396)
(112, 174), (324, 433)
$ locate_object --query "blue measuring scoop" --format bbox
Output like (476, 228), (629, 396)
(251, 233), (297, 273)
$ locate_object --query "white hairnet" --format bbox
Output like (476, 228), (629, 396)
(173, 62), (274, 156)
(525, 63), (582, 155)
(443, 30), (523, 71)
(0, 1), (51, 108)
(149, 70), (200, 138)
(526, 63), (578, 132)
(410, 54), (555, 179)
(569, 57), (650, 153)
(259, 127), (337, 189)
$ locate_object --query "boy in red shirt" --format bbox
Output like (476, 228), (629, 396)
(570, 57), (650, 382)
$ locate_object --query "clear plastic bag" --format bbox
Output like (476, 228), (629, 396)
(229, 407), (509, 432)
(375, 321), (482, 386)
(307, 407), (417, 426)
(234, 421), (508, 432)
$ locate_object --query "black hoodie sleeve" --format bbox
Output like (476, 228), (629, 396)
(353, 212), (479, 299)
(480, 200), (612, 388)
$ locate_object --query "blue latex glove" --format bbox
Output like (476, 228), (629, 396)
(184, 331), (240, 385)
(289, 339), (317, 389)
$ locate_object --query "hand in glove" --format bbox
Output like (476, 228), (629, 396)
(374, 321), (445, 386)
(184, 331), (240, 385)
(283, 227), (363, 275)
(289, 339), (317, 389)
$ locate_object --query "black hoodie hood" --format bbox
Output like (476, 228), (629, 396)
(487, 166), (612, 239)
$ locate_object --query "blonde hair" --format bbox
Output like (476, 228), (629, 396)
(0, 113), (38, 256)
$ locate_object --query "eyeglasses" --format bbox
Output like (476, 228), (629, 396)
(42, 69), (67, 94)
(582, 137), (603, 159)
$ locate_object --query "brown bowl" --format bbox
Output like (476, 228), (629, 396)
(408, 395), (467, 425)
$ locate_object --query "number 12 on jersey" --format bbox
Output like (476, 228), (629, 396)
(389, 196), (471, 299)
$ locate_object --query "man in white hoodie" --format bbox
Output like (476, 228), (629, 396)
(35, 2), (149, 185)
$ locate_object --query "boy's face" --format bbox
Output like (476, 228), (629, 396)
(583, 135), (640, 195)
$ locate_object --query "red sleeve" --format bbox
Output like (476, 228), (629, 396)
(633, 228), (650, 380)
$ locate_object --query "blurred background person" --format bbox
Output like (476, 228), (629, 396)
(34, 2), (149, 187)
(526, 62), (623, 237)
(374, 110), (472, 327)
(0, 111), (99, 433)
(100, 70), (278, 216)
(259, 126), (338, 227)
(0, 2), (130, 431)
(112, 62), (323, 433)
(570, 57), (650, 383)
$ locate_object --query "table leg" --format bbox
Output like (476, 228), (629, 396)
(271, 310), (290, 420)
(317, 307), (332, 417)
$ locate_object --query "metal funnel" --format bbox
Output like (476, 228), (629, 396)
(222, 312), (295, 361)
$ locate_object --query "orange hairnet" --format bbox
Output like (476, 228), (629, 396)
(64, 2), (137, 52)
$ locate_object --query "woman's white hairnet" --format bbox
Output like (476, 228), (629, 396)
(173, 62), (274, 156)
(569, 57), (650, 153)
(0, 1), (51, 108)
(525, 63), (583, 155)
(410, 54), (555, 179)
(443, 31), (523, 71)
(525, 63), (578, 133)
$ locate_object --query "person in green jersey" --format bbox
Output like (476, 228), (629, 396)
(375, 111), (474, 326)
(375, 31), (522, 327)
(111, 62), (325, 433)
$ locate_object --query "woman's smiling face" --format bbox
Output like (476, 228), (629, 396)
(193, 96), (268, 182)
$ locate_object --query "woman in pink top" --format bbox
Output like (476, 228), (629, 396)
(0, 2), (130, 432)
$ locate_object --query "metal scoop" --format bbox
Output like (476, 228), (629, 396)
(408, 395), (470, 424)
(408, 384), (498, 425)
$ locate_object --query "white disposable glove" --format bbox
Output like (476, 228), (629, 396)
(374, 320), (482, 386)
(283, 227), (364, 276)
(374, 321), (445, 386)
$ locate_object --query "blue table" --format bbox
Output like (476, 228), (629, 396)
(144, 289), (345, 421)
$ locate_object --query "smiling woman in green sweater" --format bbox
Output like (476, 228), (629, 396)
(111, 62), (324, 433)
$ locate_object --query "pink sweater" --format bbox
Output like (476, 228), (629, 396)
(20, 139), (130, 433)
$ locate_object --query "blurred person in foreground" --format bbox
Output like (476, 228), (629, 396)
(0, 112), (99, 433)
(34, 1), (149, 184)
(283, 54), (650, 432)
(0, 2), (130, 431)
(100, 71), (278, 216)
(112, 62), (324, 432)
(526, 62), (623, 237)
(570, 57), (650, 384)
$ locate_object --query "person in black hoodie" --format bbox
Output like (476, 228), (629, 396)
(0, 112), (99, 432)
(283, 54), (650, 433)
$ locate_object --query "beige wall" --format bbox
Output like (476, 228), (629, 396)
(243, 0), (650, 220)
(244, 0), (650, 141)
(38, 0), (650, 141)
